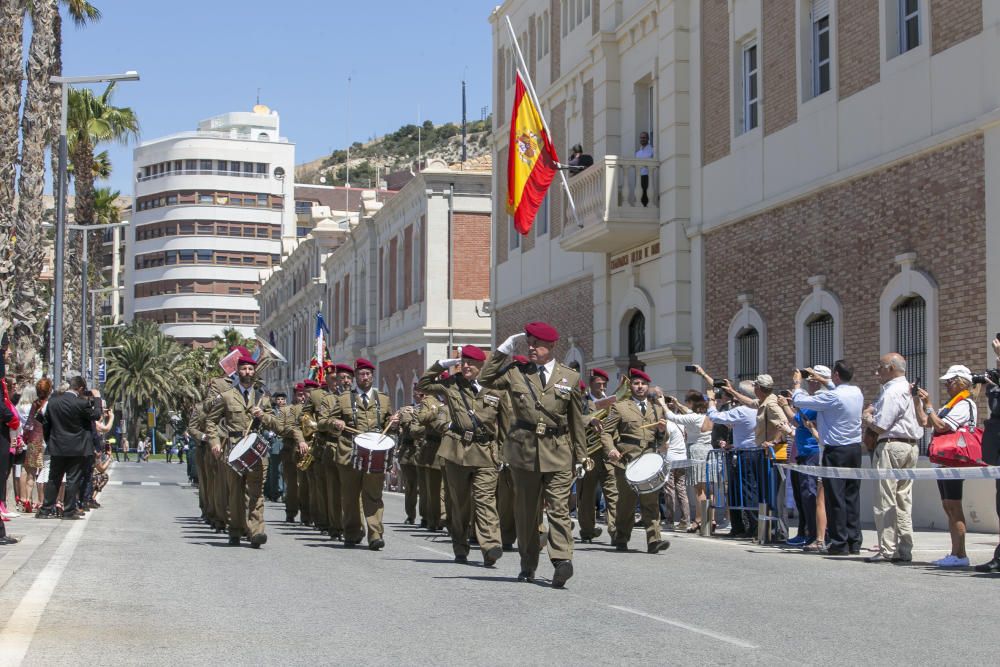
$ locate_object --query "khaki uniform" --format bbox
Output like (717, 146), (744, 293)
(495, 394), (516, 548)
(188, 403), (211, 522)
(577, 393), (618, 541)
(397, 405), (423, 523)
(419, 363), (504, 559)
(296, 401), (313, 525)
(308, 386), (343, 537)
(317, 388), (395, 545)
(276, 402), (305, 522)
(602, 399), (664, 548)
(479, 353), (587, 576)
(205, 382), (280, 542)
(202, 378), (234, 531)
(414, 395), (450, 530)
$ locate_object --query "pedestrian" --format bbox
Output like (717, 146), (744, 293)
(704, 375), (759, 538)
(34, 376), (102, 520)
(137, 437), (146, 463)
(122, 436), (131, 462)
(0, 341), (18, 544)
(778, 367), (826, 547)
(634, 131), (654, 206)
(166, 439), (175, 463)
(663, 389), (713, 533)
(654, 388), (690, 532)
(974, 337), (1000, 573)
(915, 364), (977, 567)
(863, 353), (923, 563)
(566, 143), (594, 175)
(19, 382), (47, 514)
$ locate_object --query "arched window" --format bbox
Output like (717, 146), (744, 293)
(806, 313), (834, 368)
(627, 312), (645, 357)
(736, 327), (760, 381)
(895, 296), (926, 384)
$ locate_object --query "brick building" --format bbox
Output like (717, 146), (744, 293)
(492, 1), (1000, 530)
(258, 159), (493, 408)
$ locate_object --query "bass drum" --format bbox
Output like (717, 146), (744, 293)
(624, 452), (669, 495)
(351, 432), (395, 473)
(227, 433), (268, 475)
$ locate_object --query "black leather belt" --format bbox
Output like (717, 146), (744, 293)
(618, 435), (647, 446)
(514, 420), (568, 437)
(448, 425), (492, 444)
(228, 431), (245, 438)
(878, 437), (918, 444)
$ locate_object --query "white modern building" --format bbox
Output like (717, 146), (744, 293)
(124, 105), (296, 346)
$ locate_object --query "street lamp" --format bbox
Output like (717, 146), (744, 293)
(49, 70), (139, 387)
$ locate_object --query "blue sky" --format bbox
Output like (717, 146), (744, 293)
(55, 0), (499, 195)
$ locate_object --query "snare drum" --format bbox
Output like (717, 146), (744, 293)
(227, 432), (268, 475)
(625, 452), (669, 495)
(351, 432), (395, 473)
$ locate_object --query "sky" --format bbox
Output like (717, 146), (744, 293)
(53, 0), (500, 195)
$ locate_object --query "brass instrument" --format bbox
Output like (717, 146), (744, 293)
(584, 377), (632, 455)
(296, 412), (318, 471)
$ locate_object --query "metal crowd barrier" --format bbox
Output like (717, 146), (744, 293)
(705, 448), (787, 543)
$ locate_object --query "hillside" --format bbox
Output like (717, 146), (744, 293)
(295, 118), (492, 186)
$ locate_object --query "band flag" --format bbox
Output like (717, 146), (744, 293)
(313, 312), (330, 384)
(506, 72), (559, 235)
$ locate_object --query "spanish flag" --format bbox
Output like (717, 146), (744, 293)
(506, 73), (559, 235)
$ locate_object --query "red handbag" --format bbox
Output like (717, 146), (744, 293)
(929, 426), (987, 467)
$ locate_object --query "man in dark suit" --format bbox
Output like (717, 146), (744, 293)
(36, 376), (102, 519)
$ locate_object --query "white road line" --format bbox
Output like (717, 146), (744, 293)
(414, 544), (453, 558)
(0, 518), (88, 665)
(608, 605), (759, 649)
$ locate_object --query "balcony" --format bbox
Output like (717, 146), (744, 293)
(559, 156), (660, 254)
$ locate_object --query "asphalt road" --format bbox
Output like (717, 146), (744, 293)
(1, 461), (999, 666)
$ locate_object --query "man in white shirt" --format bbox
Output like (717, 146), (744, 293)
(863, 353), (923, 563)
(706, 380), (760, 538)
(634, 131), (654, 206)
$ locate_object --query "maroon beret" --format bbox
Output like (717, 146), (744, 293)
(335, 363), (355, 376)
(294, 383), (305, 391)
(460, 345), (486, 361)
(524, 321), (559, 343)
(578, 380), (587, 391)
(303, 379), (321, 388)
(512, 355), (530, 365)
(590, 368), (609, 381)
(355, 358), (375, 372)
(629, 368), (651, 383)
(440, 371), (450, 380)
(237, 355), (257, 367)
(230, 345), (252, 358)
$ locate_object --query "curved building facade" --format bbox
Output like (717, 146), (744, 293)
(125, 106), (296, 347)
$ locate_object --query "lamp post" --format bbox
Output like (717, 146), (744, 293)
(49, 70), (139, 387)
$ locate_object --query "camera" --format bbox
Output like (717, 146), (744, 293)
(972, 369), (1000, 385)
(684, 365), (698, 373)
(910, 377), (922, 397)
(713, 388), (726, 400)
(712, 379), (728, 388)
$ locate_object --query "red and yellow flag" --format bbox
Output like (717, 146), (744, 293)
(506, 73), (559, 235)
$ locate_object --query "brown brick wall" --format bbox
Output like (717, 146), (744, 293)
(838, 0), (881, 100)
(550, 0), (561, 81)
(701, 0), (731, 165)
(496, 146), (509, 264)
(550, 101), (566, 237)
(762, 0), (797, 136)
(496, 277), (594, 361)
(378, 348), (424, 407)
(931, 0), (982, 55)
(583, 79), (594, 154)
(702, 136), (986, 404)
(452, 212), (491, 300)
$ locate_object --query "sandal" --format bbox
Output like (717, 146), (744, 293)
(687, 522), (701, 533)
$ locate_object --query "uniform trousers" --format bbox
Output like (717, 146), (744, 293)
(399, 462), (421, 522)
(195, 443), (209, 516)
(445, 461), (500, 557)
(577, 456), (617, 539)
(213, 455), (230, 528)
(226, 456), (267, 539)
(310, 451), (329, 529)
(297, 459), (312, 524)
(279, 446), (299, 520)
(873, 440), (918, 559)
(338, 463), (383, 543)
(496, 465), (517, 546)
(322, 454), (343, 535)
(614, 467), (662, 546)
(510, 466), (574, 573)
(421, 466), (447, 529)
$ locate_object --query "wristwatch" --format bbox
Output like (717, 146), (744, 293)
(924, 407), (933, 415)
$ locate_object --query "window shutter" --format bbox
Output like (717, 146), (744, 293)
(812, 0), (830, 20)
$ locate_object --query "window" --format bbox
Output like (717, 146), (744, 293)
(509, 216), (519, 250)
(812, 1), (831, 96)
(899, 0), (919, 54)
(536, 193), (549, 236)
(806, 314), (834, 368)
(412, 223), (422, 304)
(200, 159), (212, 172)
(395, 235), (405, 311)
(562, 0), (568, 36)
(894, 296), (926, 386)
(741, 42), (759, 133)
(627, 312), (646, 357)
(185, 159), (197, 171)
(735, 327), (760, 381)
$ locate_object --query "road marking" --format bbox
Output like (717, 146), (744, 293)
(414, 544), (453, 558)
(0, 518), (88, 664)
(608, 605), (759, 649)
(106, 481), (191, 487)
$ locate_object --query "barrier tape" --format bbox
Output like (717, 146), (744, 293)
(780, 463), (1000, 481)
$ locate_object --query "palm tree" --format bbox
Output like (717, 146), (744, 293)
(67, 148), (111, 179)
(9, 0), (58, 388)
(103, 320), (198, 445)
(0, 1), (26, 348)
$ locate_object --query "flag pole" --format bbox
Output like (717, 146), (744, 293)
(504, 16), (582, 228)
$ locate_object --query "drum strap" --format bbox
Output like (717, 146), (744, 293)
(457, 383), (485, 435)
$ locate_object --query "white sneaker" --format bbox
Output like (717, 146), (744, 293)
(933, 554), (970, 567)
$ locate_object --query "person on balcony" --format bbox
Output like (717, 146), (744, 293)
(567, 144), (593, 176)
(635, 131), (654, 206)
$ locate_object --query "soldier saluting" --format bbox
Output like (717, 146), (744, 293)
(479, 322), (587, 589)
